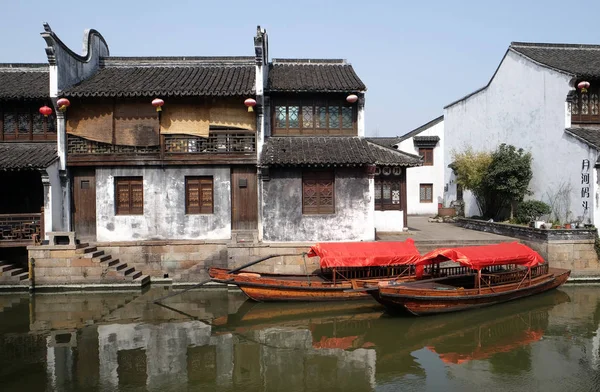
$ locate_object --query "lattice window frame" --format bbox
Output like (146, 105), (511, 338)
(1, 108), (57, 141)
(185, 176), (214, 214)
(302, 169), (335, 215)
(374, 177), (403, 211)
(419, 183), (433, 203)
(272, 97), (357, 135)
(115, 177), (144, 215)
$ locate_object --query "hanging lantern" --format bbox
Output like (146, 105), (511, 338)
(244, 98), (257, 112)
(152, 98), (165, 112)
(346, 94), (358, 103)
(57, 98), (70, 111)
(39, 106), (53, 117)
(578, 81), (590, 93)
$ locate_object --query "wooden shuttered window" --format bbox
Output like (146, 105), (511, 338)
(302, 170), (335, 214)
(186, 177), (214, 214)
(420, 148), (434, 166)
(374, 177), (402, 211)
(115, 177), (144, 215)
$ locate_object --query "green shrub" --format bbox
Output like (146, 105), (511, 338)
(515, 200), (551, 224)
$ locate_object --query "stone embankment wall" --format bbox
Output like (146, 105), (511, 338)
(95, 241), (228, 282)
(95, 241), (316, 282)
(457, 219), (600, 274)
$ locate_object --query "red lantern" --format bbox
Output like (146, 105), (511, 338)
(39, 106), (53, 117)
(346, 94), (358, 103)
(57, 98), (70, 111)
(578, 81), (590, 93)
(244, 98), (257, 112)
(152, 98), (164, 112)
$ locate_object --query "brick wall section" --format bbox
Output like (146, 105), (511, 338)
(96, 241), (228, 282)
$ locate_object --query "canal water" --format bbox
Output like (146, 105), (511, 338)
(0, 285), (599, 392)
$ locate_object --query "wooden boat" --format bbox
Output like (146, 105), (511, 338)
(370, 242), (571, 316)
(209, 240), (423, 302)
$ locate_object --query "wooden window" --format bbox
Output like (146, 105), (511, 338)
(0, 108), (57, 141)
(115, 177), (144, 215)
(420, 148), (434, 166)
(375, 177), (402, 211)
(571, 83), (600, 124)
(302, 170), (335, 214)
(272, 98), (356, 135)
(185, 177), (214, 214)
(420, 184), (433, 203)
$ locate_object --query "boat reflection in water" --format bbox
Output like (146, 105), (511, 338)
(2, 286), (596, 392)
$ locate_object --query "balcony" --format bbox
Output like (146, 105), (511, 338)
(0, 213), (42, 247)
(67, 130), (257, 166)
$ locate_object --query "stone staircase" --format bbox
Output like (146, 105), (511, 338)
(0, 260), (29, 285)
(74, 243), (150, 286)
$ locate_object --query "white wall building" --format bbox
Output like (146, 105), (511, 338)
(395, 115), (444, 216)
(443, 42), (600, 226)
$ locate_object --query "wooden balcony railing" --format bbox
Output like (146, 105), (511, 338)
(164, 132), (256, 154)
(67, 131), (256, 156)
(0, 213), (42, 245)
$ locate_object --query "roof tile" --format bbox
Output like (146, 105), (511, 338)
(260, 137), (421, 167)
(0, 143), (58, 170)
(0, 65), (49, 100)
(511, 42), (600, 78)
(268, 61), (366, 92)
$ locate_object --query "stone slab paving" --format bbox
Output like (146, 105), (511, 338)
(377, 216), (515, 243)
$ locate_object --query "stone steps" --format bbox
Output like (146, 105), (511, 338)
(0, 260), (28, 284)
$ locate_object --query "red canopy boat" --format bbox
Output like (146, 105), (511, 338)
(209, 239), (423, 302)
(371, 242), (570, 315)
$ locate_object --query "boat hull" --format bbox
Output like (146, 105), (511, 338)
(209, 267), (375, 301)
(372, 268), (571, 315)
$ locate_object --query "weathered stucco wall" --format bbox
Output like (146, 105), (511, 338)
(96, 166), (231, 242)
(374, 211), (404, 232)
(262, 168), (374, 242)
(444, 50), (599, 224)
(397, 119), (444, 215)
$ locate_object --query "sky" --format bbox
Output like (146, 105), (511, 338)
(2, 0), (600, 137)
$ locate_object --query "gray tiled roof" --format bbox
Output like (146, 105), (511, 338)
(268, 59), (366, 92)
(365, 137), (401, 149)
(260, 137), (421, 167)
(64, 57), (256, 97)
(565, 127), (600, 149)
(511, 42), (600, 78)
(0, 143), (58, 170)
(0, 64), (49, 100)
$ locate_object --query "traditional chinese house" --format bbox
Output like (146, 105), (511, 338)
(0, 64), (61, 249)
(444, 42), (600, 226)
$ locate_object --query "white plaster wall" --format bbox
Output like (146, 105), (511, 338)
(45, 162), (62, 232)
(96, 166), (231, 241)
(397, 120), (444, 215)
(444, 50), (598, 223)
(262, 168), (374, 242)
(374, 210), (404, 231)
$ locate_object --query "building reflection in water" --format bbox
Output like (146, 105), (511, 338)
(1, 286), (600, 391)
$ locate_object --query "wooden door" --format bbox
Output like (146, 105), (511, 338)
(72, 168), (96, 239)
(231, 166), (258, 230)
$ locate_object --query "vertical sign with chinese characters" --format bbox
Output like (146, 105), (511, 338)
(582, 159), (590, 217)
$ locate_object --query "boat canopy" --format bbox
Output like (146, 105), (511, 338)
(417, 242), (545, 270)
(307, 239), (421, 269)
